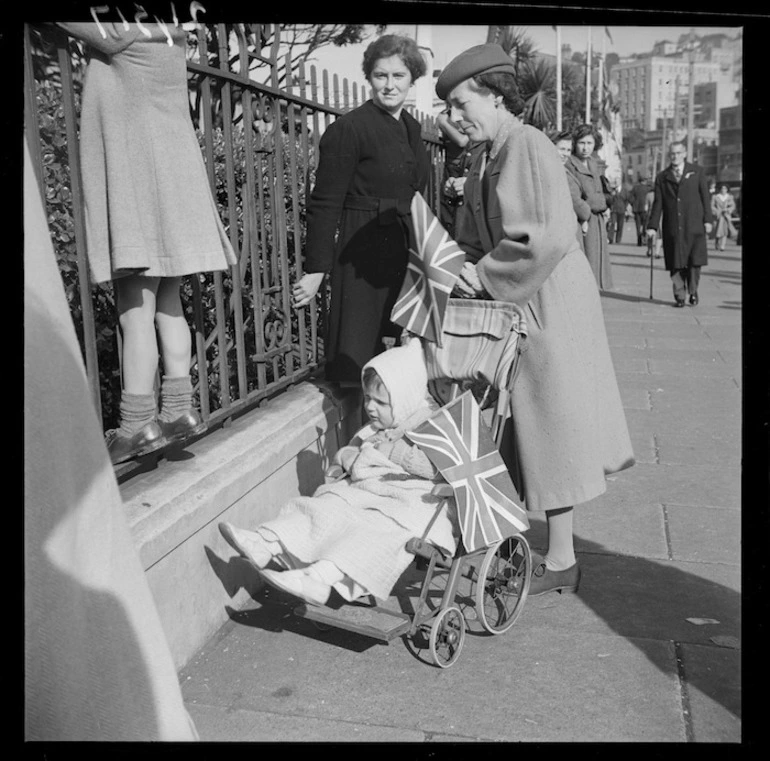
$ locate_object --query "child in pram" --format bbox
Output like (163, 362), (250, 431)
(219, 340), (459, 607)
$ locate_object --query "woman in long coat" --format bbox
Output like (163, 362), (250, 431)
(552, 130), (590, 251)
(292, 35), (430, 385)
(437, 44), (634, 597)
(565, 125), (614, 290)
(711, 184), (737, 251)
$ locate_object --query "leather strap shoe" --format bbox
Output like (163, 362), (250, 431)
(106, 421), (165, 465)
(528, 556), (581, 597)
(159, 409), (206, 444)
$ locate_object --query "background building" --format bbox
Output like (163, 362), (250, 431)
(610, 29), (741, 183)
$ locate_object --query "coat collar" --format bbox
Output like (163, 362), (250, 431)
(664, 162), (696, 182)
(488, 112), (523, 162)
(566, 153), (597, 177)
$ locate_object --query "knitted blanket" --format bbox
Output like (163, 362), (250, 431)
(259, 444), (458, 600)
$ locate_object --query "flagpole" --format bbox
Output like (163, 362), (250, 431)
(598, 29), (605, 122)
(585, 26), (592, 123)
(556, 26), (562, 130)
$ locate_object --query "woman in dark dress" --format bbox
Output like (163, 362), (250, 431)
(292, 34), (430, 385)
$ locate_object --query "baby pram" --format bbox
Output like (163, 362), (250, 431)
(293, 297), (532, 668)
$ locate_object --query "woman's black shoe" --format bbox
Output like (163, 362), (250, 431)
(674, 298), (686, 308)
(689, 294), (699, 306)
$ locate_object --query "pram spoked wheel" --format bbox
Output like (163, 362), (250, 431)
(428, 605), (466, 668)
(476, 534), (531, 634)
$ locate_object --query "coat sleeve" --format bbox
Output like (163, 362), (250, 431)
(566, 169), (591, 222)
(303, 117), (361, 273)
(647, 177), (663, 231)
(475, 128), (579, 306)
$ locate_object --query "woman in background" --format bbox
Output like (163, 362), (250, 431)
(565, 124), (614, 290)
(552, 130), (590, 251)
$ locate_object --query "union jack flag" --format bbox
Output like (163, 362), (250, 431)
(406, 391), (529, 553)
(390, 192), (465, 346)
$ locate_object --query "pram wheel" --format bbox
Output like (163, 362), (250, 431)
(476, 535), (531, 634)
(428, 606), (466, 668)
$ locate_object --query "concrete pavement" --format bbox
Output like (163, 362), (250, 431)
(178, 222), (742, 742)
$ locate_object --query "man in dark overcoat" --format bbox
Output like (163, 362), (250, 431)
(647, 142), (713, 307)
(628, 173), (653, 245)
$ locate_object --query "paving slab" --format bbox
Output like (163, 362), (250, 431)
(665, 505), (741, 564)
(180, 594), (688, 742)
(655, 432), (741, 467)
(573, 500), (669, 560)
(184, 703), (427, 742)
(623, 410), (741, 444)
(619, 386), (652, 411)
(604, 462), (739, 509)
(679, 643), (742, 743)
(519, 553), (740, 645)
(649, 357), (738, 378)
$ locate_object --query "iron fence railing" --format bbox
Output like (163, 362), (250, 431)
(25, 22), (445, 473)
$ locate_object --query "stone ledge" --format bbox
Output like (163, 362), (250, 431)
(121, 380), (355, 570)
(117, 380), (359, 668)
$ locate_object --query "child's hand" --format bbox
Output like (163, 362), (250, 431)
(334, 445), (359, 472)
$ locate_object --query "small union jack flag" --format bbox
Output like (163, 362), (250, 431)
(406, 391), (529, 552)
(390, 192), (466, 346)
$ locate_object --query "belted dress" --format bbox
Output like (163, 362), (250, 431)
(304, 100), (430, 383)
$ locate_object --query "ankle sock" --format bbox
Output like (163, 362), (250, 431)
(118, 392), (157, 436)
(159, 375), (193, 423)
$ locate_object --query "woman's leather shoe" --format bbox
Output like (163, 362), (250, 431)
(674, 298), (686, 308)
(159, 409), (206, 444)
(106, 421), (165, 465)
(689, 294), (699, 306)
(528, 557), (581, 597)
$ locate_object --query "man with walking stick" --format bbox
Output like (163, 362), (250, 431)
(646, 142), (713, 307)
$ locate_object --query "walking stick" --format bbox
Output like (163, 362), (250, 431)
(648, 232), (654, 300)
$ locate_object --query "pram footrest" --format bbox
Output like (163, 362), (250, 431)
(406, 537), (453, 568)
(294, 600), (412, 642)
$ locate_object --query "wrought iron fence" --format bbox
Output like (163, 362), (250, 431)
(25, 23), (445, 459)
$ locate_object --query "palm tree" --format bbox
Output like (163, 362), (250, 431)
(518, 58), (556, 129)
(486, 25), (537, 77)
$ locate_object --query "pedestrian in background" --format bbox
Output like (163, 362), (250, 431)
(647, 142), (713, 307)
(565, 124), (614, 290)
(608, 182), (629, 244)
(629, 174), (653, 246)
(551, 130), (590, 251)
(711, 183), (737, 251)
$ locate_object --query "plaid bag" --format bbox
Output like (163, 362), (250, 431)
(423, 298), (527, 392)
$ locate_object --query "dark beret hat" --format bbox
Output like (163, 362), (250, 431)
(435, 43), (516, 100)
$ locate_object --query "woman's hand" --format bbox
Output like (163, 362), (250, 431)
(292, 272), (325, 308)
(444, 176), (467, 201)
(452, 261), (487, 298)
